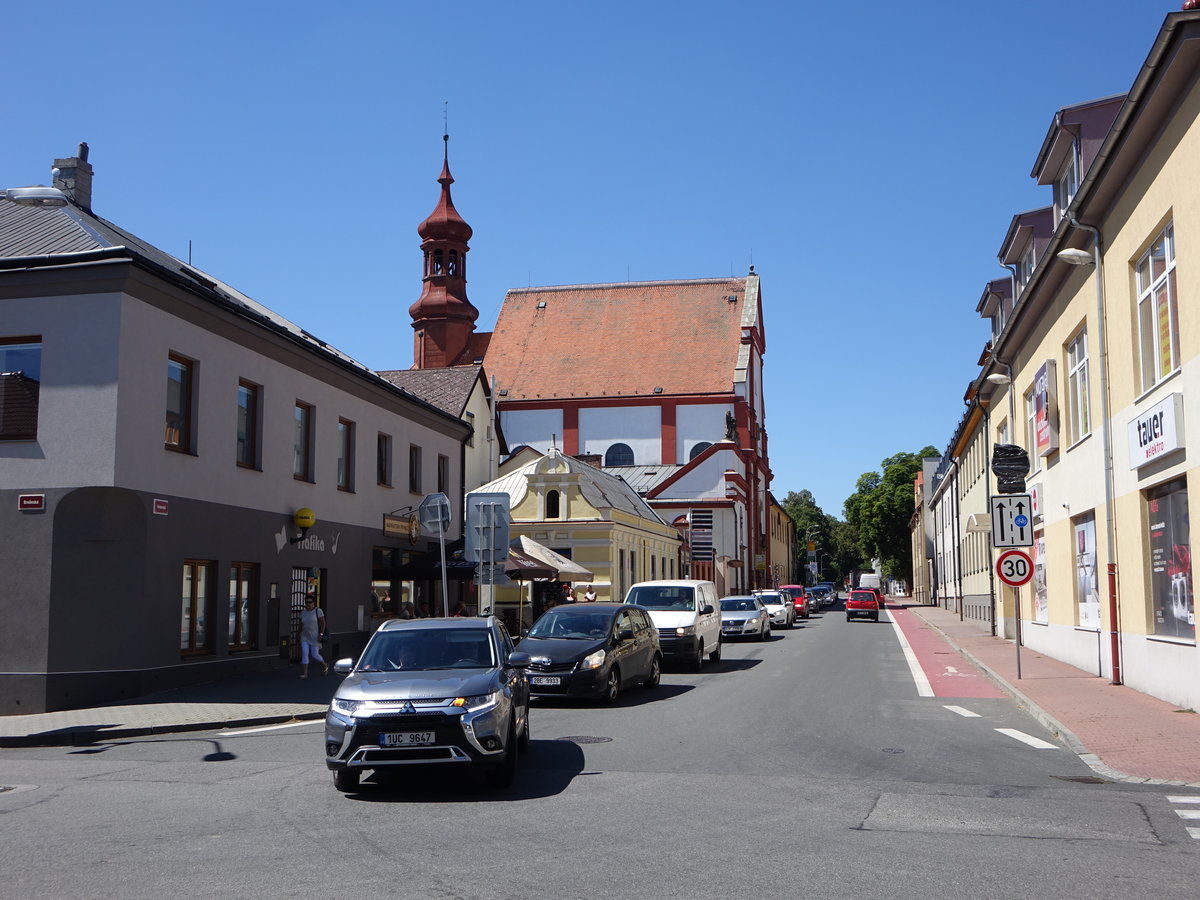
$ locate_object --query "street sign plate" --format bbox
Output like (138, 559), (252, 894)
(418, 492), (452, 535)
(465, 493), (510, 563)
(996, 549), (1034, 587)
(990, 494), (1034, 547)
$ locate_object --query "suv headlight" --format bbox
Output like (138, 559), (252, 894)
(675, 625), (696, 637)
(330, 697), (362, 717)
(579, 649), (606, 671)
(453, 691), (500, 713)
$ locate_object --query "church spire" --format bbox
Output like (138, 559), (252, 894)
(409, 134), (479, 368)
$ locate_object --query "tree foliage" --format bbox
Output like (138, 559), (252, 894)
(842, 446), (939, 580)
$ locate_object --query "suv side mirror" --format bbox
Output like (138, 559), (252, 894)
(619, 628), (635, 642)
(507, 651), (531, 668)
(702, 604), (715, 615)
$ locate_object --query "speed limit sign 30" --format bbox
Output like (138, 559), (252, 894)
(996, 549), (1034, 587)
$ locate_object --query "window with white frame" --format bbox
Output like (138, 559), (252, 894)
(1136, 223), (1180, 391)
(1017, 244), (1036, 292)
(1066, 329), (1091, 445)
(1054, 147), (1079, 223)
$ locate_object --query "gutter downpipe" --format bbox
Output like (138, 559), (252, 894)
(1069, 215), (1121, 686)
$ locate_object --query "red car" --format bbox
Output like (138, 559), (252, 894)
(777, 585), (810, 620)
(845, 589), (880, 622)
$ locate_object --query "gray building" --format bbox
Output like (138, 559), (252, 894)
(0, 148), (469, 713)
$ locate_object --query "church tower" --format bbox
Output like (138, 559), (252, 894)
(408, 135), (479, 368)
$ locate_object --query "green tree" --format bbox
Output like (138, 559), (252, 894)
(781, 489), (836, 585)
(843, 447), (939, 580)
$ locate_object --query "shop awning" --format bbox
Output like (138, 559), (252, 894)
(511, 535), (594, 581)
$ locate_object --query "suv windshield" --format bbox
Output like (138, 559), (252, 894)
(357, 628), (496, 671)
(626, 585), (695, 611)
(528, 610), (614, 639)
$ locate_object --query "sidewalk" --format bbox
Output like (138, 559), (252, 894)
(0, 662), (335, 748)
(4, 611), (1200, 789)
(905, 603), (1200, 787)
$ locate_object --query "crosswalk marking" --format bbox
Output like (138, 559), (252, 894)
(944, 705), (982, 718)
(1174, 809), (1200, 820)
(995, 727), (1058, 749)
(1165, 796), (1200, 841)
(1188, 827), (1200, 840)
(1167, 795), (1200, 804)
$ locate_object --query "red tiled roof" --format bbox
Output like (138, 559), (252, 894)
(483, 278), (751, 400)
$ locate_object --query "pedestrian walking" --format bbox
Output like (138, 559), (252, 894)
(299, 594), (328, 678)
(583, 584), (597, 602)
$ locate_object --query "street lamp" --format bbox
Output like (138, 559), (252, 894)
(1, 186), (69, 208)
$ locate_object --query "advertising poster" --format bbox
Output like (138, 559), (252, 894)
(1074, 515), (1100, 629)
(1033, 532), (1048, 623)
(1148, 478), (1194, 640)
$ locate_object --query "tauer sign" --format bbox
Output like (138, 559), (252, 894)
(1128, 393), (1184, 469)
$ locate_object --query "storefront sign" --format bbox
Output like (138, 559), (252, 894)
(1034, 360), (1059, 457)
(1127, 393), (1184, 469)
(153, 498), (169, 516)
(18, 493), (45, 511)
(383, 513), (420, 544)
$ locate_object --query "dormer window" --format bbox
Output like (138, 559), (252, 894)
(546, 489), (561, 519)
(1054, 147), (1080, 224)
(1017, 244), (1036, 292)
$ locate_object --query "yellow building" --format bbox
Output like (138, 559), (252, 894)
(973, 10), (1200, 708)
(470, 448), (683, 628)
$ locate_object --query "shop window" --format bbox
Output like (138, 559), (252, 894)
(1147, 478), (1194, 640)
(228, 562), (258, 650)
(1073, 513), (1100, 629)
(181, 560), (215, 654)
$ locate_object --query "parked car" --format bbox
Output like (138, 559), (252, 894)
(777, 585), (810, 620)
(845, 589), (881, 622)
(752, 589), (796, 629)
(624, 580), (722, 671)
(324, 616), (531, 792)
(807, 586), (830, 609)
(520, 603), (661, 702)
(719, 595), (770, 641)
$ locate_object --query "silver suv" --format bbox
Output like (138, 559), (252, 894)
(324, 616), (531, 792)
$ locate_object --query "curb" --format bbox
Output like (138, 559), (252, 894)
(0, 710), (326, 749)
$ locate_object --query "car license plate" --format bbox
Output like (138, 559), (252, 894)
(530, 676), (561, 686)
(380, 731), (435, 747)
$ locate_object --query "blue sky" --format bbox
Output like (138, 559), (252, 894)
(3, 0), (1173, 515)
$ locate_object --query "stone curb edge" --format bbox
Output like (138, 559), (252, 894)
(0, 710), (326, 749)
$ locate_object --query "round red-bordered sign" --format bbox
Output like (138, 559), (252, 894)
(996, 548), (1034, 587)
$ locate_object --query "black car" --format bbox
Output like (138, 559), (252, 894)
(324, 616), (531, 792)
(520, 603), (661, 703)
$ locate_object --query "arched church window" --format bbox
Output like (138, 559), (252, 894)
(546, 490), (560, 519)
(689, 441), (712, 461)
(605, 443), (634, 466)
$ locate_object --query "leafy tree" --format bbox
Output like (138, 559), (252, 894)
(843, 446), (939, 580)
(780, 489), (837, 585)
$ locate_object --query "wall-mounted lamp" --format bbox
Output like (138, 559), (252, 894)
(1, 186), (69, 208)
(1057, 248), (1095, 267)
(290, 507), (316, 544)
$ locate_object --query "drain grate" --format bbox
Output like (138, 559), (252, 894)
(880, 748), (905, 754)
(554, 735), (613, 744)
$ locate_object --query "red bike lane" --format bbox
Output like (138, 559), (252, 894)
(887, 604), (1006, 699)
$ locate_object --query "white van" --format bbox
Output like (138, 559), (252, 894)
(857, 573), (882, 593)
(623, 580), (722, 670)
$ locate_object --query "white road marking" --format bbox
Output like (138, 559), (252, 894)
(888, 616), (933, 697)
(217, 721), (316, 736)
(1167, 795), (1200, 804)
(944, 705), (982, 718)
(1174, 810), (1200, 820)
(994, 727), (1058, 749)
(1188, 827), (1200, 840)
(945, 666), (959, 674)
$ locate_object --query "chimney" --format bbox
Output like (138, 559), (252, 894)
(52, 143), (93, 211)
(574, 454), (603, 469)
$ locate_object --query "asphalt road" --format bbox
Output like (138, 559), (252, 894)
(3, 603), (1199, 899)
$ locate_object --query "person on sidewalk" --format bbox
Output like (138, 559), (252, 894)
(299, 594), (328, 678)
